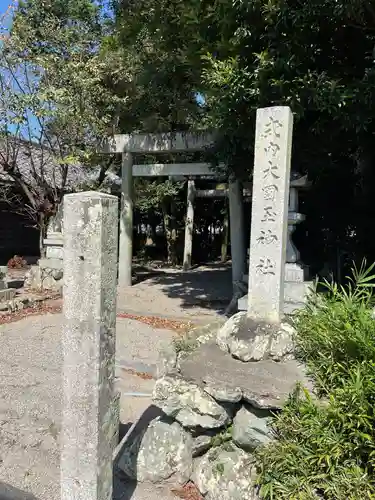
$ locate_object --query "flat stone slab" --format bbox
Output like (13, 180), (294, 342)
(179, 341), (312, 409)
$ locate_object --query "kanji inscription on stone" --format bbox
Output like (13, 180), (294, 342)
(247, 107), (293, 322)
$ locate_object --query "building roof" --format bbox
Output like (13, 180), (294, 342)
(0, 138), (92, 190)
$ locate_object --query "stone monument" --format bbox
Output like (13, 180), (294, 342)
(24, 202), (64, 292)
(61, 192), (119, 500)
(113, 108), (312, 500)
(247, 106), (293, 322)
(238, 111), (312, 314)
(44, 201), (64, 260)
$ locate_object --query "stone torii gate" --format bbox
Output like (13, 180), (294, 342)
(106, 131), (310, 313)
(106, 133), (247, 290)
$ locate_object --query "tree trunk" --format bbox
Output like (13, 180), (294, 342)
(162, 199), (178, 266)
(39, 213), (46, 258)
(162, 200), (172, 264)
(170, 198), (178, 266)
(221, 203), (229, 262)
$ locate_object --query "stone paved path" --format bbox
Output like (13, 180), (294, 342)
(0, 313), (180, 500)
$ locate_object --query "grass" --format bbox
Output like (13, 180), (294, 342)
(256, 260), (375, 499)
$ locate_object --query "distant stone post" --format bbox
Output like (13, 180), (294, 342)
(183, 180), (195, 271)
(247, 107), (293, 322)
(119, 152), (133, 286)
(61, 192), (119, 500)
(228, 180), (246, 290)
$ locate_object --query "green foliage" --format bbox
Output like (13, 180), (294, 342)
(256, 262), (375, 499)
(106, 0), (375, 265)
(104, 0), (205, 133)
(257, 382), (375, 499)
(0, 0), (120, 232)
(134, 178), (184, 213)
(210, 425), (233, 448)
(172, 335), (198, 355)
(293, 261), (375, 391)
(0, 0), (118, 161)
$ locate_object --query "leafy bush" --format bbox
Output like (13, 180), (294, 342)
(256, 261), (375, 499)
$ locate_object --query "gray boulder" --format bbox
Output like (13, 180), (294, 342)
(153, 376), (231, 429)
(117, 417), (192, 483)
(179, 341), (312, 410)
(157, 343), (178, 378)
(203, 376), (242, 403)
(269, 323), (295, 361)
(192, 443), (259, 500)
(233, 406), (272, 451)
(216, 312), (248, 352)
(192, 434), (213, 457)
(217, 312), (295, 362)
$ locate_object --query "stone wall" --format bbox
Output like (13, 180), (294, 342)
(116, 313), (312, 500)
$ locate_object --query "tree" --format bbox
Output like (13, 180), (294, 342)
(104, 0), (207, 133)
(0, 0), (120, 253)
(199, 0), (375, 266)
(108, 0), (375, 269)
(134, 177), (185, 264)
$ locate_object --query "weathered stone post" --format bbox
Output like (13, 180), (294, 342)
(61, 192), (119, 500)
(228, 179), (246, 290)
(183, 180), (195, 271)
(247, 107), (293, 322)
(119, 152), (133, 286)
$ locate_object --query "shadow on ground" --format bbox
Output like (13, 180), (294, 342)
(113, 406), (165, 500)
(0, 483), (37, 500)
(133, 263), (233, 315)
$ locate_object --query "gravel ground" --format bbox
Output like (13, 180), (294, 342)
(0, 263), (231, 499)
(116, 316), (175, 376)
(0, 313), (179, 500)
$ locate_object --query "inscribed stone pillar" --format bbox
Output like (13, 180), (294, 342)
(228, 180), (246, 290)
(247, 107), (293, 322)
(119, 152), (133, 286)
(183, 180), (195, 271)
(61, 192), (119, 500)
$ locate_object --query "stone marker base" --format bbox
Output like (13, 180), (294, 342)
(284, 280), (314, 303)
(240, 266), (313, 313)
(285, 262), (307, 282)
(23, 231), (65, 292)
(237, 294), (305, 314)
(44, 233), (63, 260)
(115, 313), (313, 500)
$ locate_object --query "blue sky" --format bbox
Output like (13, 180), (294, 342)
(0, 0), (15, 32)
(0, 0), (9, 13)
